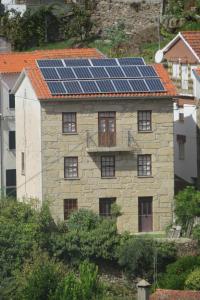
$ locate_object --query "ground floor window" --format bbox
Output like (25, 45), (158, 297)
(6, 169), (16, 198)
(64, 199), (77, 220)
(138, 197), (153, 232)
(99, 198), (116, 217)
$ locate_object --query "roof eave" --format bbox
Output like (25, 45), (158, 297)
(11, 70), (26, 94)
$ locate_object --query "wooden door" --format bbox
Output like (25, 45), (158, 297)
(138, 197), (153, 232)
(98, 112), (116, 147)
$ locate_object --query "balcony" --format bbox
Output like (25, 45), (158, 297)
(86, 130), (134, 153)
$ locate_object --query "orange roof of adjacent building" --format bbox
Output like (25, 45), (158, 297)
(150, 288), (200, 300)
(0, 48), (103, 73)
(24, 61), (177, 100)
(195, 68), (200, 77)
(181, 31), (200, 59)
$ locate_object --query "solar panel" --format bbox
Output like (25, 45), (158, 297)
(129, 79), (149, 92)
(138, 66), (157, 77)
(63, 81), (83, 94)
(106, 67), (125, 78)
(96, 80), (116, 93)
(73, 67), (93, 79)
(80, 81), (99, 93)
(47, 82), (66, 94)
(118, 57), (145, 66)
(122, 66), (141, 78)
(64, 59), (91, 67)
(37, 59), (64, 67)
(40, 68), (60, 80)
(56, 68), (76, 80)
(145, 79), (165, 91)
(89, 67), (109, 79)
(112, 80), (132, 92)
(91, 58), (118, 67)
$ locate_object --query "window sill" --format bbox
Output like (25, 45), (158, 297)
(64, 177), (80, 180)
(138, 131), (153, 133)
(9, 149), (16, 152)
(101, 177), (116, 179)
(137, 176), (153, 178)
(62, 132), (78, 135)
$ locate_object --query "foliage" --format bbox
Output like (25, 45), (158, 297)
(174, 186), (200, 233)
(158, 256), (200, 290)
(54, 261), (104, 300)
(105, 21), (128, 56)
(185, 268), (200, 290)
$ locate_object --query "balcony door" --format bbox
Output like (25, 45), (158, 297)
(138, 197), (153, 232)
(98, 112), (116, 147)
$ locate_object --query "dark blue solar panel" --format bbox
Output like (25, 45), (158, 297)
(128, 79), (149, 92)
(47, 82), (66, 94)
(118, 57), (145, 66)
(106, 67), (125, 78)
(37, 59), (64, 67)
(73, 67), (93, 79)
(64, 59), (91, 67)
(96, 80), (116, 93)
(80, 81), (99, 93)
(40, 68), (59, 80)
(138, 66), (157, 77)
(91, 58), (118, 67)
(145, 79), (165, 91)
(89, 67), (109, 79)
(63, 81), (83, 94)
(112, 80), (132, 92)
(56, 68), (76, 80)
(122, 66), (141, 78)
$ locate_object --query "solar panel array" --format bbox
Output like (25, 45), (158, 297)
(37, 58), (165, 95)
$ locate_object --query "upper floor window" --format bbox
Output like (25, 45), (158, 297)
(62, 112), (77, 133)
(64, 199), (77, 220)
(179, 112), (184, 122)
(172, 63), (180, 79)
(177, 135), (186, 160)
(101, 156), (115, 177)
(9, 94), (15, 109)
(99, 198), (116, 217)
(64, 157), (78, 178)
(137, 155), (152, 177)
(9, 131), (15, 150)
(6, 169), (16, 198)
(21, 152), (25, 175)
(138, 111), (152, 132)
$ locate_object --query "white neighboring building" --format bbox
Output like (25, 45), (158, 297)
(2, 0), (26, 14)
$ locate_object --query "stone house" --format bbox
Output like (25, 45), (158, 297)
(156, 31), (200, 189)
(13, 55), (176, 233)
(0, 48), (102, 198)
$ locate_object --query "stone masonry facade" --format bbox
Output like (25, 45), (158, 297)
(41, 97), (174, 233)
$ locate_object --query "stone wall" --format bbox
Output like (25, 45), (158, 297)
(91, 0), (163, 45)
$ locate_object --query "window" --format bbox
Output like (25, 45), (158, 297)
(64, 199), (77, 220)
(138, 111), (152, 132)
(179, 112), (184, 122)
(101, 156), (115, 177)
(177, 135), (186, 160)
(9, 93), (15, 109)
(9, 131), (15, 150)
(137, 155), (152, 176)
(62, 112), (77, 133)
(172, 63), (180, 79)
(21, 152), (25, 175)
(64, 157), (78, 178)
(99, 198), (116, 217)
(6, 169), (16, 198)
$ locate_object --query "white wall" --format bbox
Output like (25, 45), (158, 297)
(2, 1), (26, 14)
(174, 102), (197, 183)
(15, 75), (42, 202)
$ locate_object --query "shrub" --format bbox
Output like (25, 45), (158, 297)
(158, 256), (200, 290)
(155, 241), (177, 273)
(185, 268), (200, 290)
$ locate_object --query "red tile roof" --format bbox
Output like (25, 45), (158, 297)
(181, 31), (200, 59)
(150, 289), (200, 300)
(195, 68), (200, 77)
(25, 62), (177, 100)
(0, 48), (103, 73)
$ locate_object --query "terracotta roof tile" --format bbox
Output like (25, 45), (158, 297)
(181, 31), (200, 59)
(0, 48), (103, 73)
(26, 62), (176, 100)
(150, 288), (200, 300)
(195, 68), (200, 77)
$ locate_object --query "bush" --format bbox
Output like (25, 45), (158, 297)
(158, 256), (200, 290)
(185, 268), (200, 290)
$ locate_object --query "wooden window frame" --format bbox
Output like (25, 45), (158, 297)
(137, 155), (152, 177)
(138, 111), (152, 132)
(101, 156), (115, 178)
(64, 199), (77, 220)
(64, 157), (78, 179)
(62, 112), (77, 134)
(99, 198), (116, 217)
